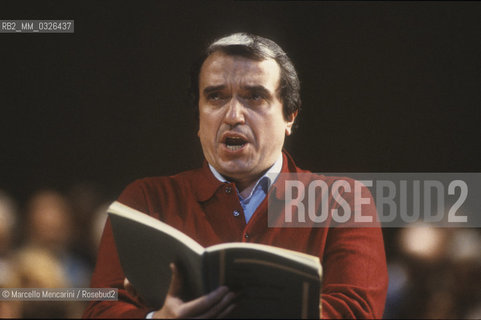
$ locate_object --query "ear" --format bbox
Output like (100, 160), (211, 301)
(285, 111), (298, 136)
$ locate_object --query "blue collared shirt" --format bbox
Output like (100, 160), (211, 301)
(208, 154), (283, 223)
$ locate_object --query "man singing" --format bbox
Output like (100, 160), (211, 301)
(83, 33), (388, 319)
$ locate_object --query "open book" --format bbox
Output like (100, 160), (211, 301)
(108, 201), (322, 319)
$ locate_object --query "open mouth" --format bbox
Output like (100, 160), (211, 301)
(224, 136), (247, 151)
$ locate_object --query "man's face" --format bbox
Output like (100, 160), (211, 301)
(198, 51), (296, 185)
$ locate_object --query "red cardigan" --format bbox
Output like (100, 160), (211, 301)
(83, 152), (388, 319)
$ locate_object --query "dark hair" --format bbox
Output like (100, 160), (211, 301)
(190, 33), (301, 123)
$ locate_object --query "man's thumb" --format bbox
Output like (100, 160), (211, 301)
(167, 263), (183, 297)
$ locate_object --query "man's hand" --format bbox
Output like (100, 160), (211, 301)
(124, 263), (236, 319)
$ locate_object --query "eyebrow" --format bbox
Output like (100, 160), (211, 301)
(202, 84), (273, 99)
(242, 85), (272, 98)
(203, 85), (226, 96)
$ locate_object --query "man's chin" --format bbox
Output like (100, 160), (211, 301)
(215, 161), (255, 180)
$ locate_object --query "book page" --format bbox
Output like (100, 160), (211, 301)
(204, 246), (321, 318)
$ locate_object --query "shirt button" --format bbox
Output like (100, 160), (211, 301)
(225, 186), (232, 194)
(244, 233), (249, 239)
(233, 210), (240, 217)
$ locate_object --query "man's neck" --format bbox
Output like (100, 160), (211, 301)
(208, 154), (283, 198)
(235, 174), (265, 198)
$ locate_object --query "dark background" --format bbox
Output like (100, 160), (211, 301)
(1, 1), (480, 204)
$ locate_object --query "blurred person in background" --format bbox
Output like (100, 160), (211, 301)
(13, 246), (82, 318)
(0, 190), (22, 318)
(0, 191), (17, 259)
(22, 190), (91, 288)
(383, 226), (481, 319)
(67, 183), (108, 266)
(0, 260), (22, 318)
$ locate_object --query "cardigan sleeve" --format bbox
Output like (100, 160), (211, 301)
(320, 180), (388, 319)
(321, 226), (388, 319)
(82, 180), (154, 318)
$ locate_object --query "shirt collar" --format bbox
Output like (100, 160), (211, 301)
(208, 154), (283, 197)
(192, 150), (297, 203)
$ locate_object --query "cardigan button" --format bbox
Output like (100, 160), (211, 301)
(225, 186), (233, 194)
(233, 210), (240, 217)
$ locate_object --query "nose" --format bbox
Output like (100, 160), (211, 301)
(223, 97), (245, 126)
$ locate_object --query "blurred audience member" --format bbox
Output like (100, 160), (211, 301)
(0, 190), (22, 318)
(0, 191), (21, 318)
(13, 246), (76, 318)
(23, 190), (91, 288)
(15, 246), (68, 290)
(25, 190), (72, 253)
(0, 190), (17, 258)
(384, 225), (481, 319)
(0, 259), (22, 318)
(67, 183), (107, 265)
